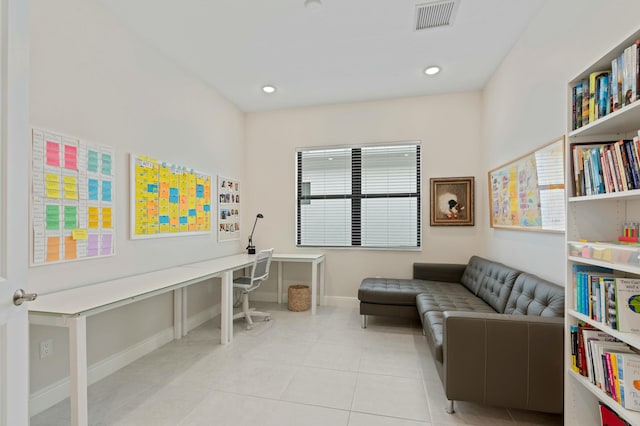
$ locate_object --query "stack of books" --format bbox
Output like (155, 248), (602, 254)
(571, 323), (640, 412)
(571, 131), (640, 196)
(573, 265), (640, 334)
(572, 40), (640, 131)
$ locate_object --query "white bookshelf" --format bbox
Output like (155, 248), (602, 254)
(566, 28), (640, 425)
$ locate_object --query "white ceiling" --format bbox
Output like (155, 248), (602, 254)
(96, 0), (544, 112)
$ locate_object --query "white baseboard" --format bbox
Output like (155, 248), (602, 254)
(186, 304), (221, 331)
(249, 292), (278, 303)
(250, 291), (358, 308)
(323, 296), (359, 308)
(29, 305), (221, 417)
(29, 327), (174, 416)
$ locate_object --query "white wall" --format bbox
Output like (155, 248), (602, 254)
(28, 0), (244, 399)
(245, 93), (484, 301)
(482, 0), (640, 283)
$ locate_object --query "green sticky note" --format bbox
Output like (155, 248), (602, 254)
(64, 205), (77, 229)
(46, 205), (60, 230)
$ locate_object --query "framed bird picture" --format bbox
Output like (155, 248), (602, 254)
(430, 176), (474, 226)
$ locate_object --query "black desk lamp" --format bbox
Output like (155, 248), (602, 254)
(246, 213), (264, 254)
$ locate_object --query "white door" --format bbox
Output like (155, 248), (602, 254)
(0, 0), (30, 425)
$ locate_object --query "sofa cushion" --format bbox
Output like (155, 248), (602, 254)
(415, 284), (495, 316)
(421, 301), (496, 363)
(459, 256), (494, 294)
(358, 278), (432, 306)
(504, 273), (564, 317)
(475, 262), (520, 314)
(460, 256), (520, 313)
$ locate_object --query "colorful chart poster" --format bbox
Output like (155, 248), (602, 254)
(31, 128), (115, 265)
(131, 154), (211, 238)
(217, 176), (240, 242)
(488, 137), (565, 232)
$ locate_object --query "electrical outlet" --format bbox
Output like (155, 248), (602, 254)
(40, 339), (53, 359)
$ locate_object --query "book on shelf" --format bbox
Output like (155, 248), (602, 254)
(570, 135), (640, 196)
(581, 328), (619, 382)
(571, 324), (579, 372)
(572, 264), (614, 319)
(612, 54), (621, 112)
(590, 70), (610, 123)
(615, 278), (640, 334)
(571, 40), (640, 131)
(582, 78), (590, 127)
(599, 401), (631, 426)
(617, 352), (640, 411)
(590, 341), (631, 394)
(571, 269), (640, 333)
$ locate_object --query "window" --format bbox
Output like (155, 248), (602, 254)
(296, 142), (421, 248)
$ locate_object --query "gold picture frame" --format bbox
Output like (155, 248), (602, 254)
(430, 176), (474, 226)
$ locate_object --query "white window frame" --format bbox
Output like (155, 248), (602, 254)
(295, 141), (421, 249)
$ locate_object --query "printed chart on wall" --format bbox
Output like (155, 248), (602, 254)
(131, 154), (212, 239)
(218, 176), (240, 242)
(31, 128), (115, 265)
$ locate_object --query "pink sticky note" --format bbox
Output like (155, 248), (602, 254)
(46, 141), (60, 167)
(64, 145), (78, 170)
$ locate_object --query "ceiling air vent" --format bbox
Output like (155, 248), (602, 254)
(414, 0), (459, 31)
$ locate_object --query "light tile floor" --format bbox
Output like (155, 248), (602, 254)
(31, 303), (564, 426)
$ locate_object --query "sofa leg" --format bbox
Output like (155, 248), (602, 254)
(446, 400), (455, 414)
(361, 315), (368, 329)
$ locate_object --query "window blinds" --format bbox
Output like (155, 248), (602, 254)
(296, 143), (420, 248)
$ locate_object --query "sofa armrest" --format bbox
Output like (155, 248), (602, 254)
(442, 311), (564, 414)
(413, 263), (466, 282)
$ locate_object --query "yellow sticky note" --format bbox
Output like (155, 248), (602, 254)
(46, 189), (61, 198)
(72, 228), (88, 240)
(63, 176), (77, 184)
(45, 173), (59, 182)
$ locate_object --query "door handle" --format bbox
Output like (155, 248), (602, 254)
(13, 289), (37, 306)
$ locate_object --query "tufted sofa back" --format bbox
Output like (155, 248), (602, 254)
(460, 256), (520, 313)
(504, 273), (564, 317)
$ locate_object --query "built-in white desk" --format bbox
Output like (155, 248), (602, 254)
(28, 251), (324, 426)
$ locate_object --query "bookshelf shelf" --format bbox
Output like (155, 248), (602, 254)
(569, 310), (640, 348)
(568, 371), (640, 425)
(568, 188), (640, 202)
(566, 27), (640, 425)
(569, 254), (640, 276)
(569, 100), (640, 139)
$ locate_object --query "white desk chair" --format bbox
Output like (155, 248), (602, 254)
(233, 248), (274, 329)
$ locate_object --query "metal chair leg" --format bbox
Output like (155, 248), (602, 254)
(446, 400), (454, 414)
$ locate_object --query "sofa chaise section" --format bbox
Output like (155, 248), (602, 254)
(356, 256), (564, 415)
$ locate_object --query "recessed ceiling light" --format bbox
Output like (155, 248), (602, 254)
(304, 0), (322, 8)
(262, 85), (276, 94)
(424, 66), (441, 76)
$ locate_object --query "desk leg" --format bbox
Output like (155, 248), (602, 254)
(69, 316), (88, 426)
(311, 260), (318, 315)
(221, 271), (233, 344)
(182, 288), (188, 337)
(277, 261), (283, 304)
(173, 289), (182, 339)
(319, 258), (325, 306)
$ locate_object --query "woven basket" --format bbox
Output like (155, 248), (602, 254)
(288, 285), (310, 312)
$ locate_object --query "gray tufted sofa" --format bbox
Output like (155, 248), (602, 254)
(358, 256), (564, 415)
